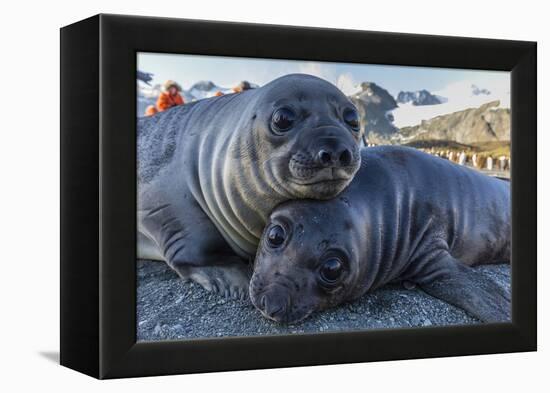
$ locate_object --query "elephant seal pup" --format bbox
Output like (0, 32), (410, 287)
(138, 74), (362, 298)
(250, 146), (511, 323)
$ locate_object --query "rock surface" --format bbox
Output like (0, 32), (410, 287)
(350, 82), (399, 143)
(349, 84), (509, 146)
(137, 259), (511, 341)
(397, 101), (510, 145)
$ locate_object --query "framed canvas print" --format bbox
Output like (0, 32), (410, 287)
(60, 14), (537, 379)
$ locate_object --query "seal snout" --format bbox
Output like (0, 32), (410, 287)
(288, 136), (360, 187)
(250, 279), (294, 323)
(317, 147), (353, 167)
(313, 135), (358, 169)
(258, 289), (291, 322)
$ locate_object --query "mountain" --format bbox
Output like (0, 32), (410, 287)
(391, 81), (509, 129)
(136, 77), (509, 148)
(188, 80), (229, 99)
(395, 100), (510, 145)
(138, 83), (162, 99)
(349, 82), (399, 143)
(396, 89), (446, 106)
(188, 80), (259, 100)
(136, 79), (261, 115)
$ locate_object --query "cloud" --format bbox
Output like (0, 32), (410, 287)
(336, 73), (361, 96)
(298, 62), (329, 80)
(297, 63), (360, 95)
(434, 79), (510, 108)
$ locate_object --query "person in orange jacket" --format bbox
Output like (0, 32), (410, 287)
(232, 80), (253, 93)
(156, 80), (185, 112)
(144, 104), (158, 116)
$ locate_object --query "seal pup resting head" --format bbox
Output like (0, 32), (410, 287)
(241, 73), (363, 201)
(250, 147), (511, 323)
(138, 74), (363, 299)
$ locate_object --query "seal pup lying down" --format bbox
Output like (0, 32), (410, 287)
(250, 146), (511, 323)
(138, 74), (362, 298)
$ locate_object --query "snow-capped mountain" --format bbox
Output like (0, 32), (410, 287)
(392, 81), (509, 129)
(395, 100), (510, 145)
(136, 79), (260, 116)
(187, 81), (230, 99)
(349, 82), (399, 140)
(137, 83), (161, 115)
(138, 79), (259, 102)
(396, 90), (446, 106)
(136, 73), (509, 147)
(346, 80), (509, 145)
(186, 80), (260, 100)
(138, 83), (160, 98)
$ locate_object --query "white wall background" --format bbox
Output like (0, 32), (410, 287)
(0, 0), (546, 391)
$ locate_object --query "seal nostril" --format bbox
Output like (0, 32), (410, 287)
(339, 149), (352, 166)
(261, 292), (290, 319)
(318, 150), (333, 166)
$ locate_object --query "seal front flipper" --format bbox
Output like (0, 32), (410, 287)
(174, 259), (251, 300)
(418, 253), (511, 323)
(139, 199), (251, 300)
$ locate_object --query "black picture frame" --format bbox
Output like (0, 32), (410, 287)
(60, 14), (537, 379)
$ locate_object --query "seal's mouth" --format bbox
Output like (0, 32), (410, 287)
(250, 277), (317, 324)
(251, 293), (315, 324)
(289, 161), (356, 185)
(260, 308), (314, 324)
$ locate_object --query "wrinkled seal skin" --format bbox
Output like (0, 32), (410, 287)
(137, 74), (362, 299)
(251, 146), (511, 323)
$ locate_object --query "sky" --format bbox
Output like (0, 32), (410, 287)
(138, 51), (509, 97)
(137, 52), (510, 127)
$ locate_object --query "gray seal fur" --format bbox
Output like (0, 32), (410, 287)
(137, 74), (362, 298)
(250, 146), (511, 322)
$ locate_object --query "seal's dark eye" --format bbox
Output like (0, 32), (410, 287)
(343, 108), (360, 131)
(319, 258), (344, 284)
(267, 225), (286, 247)
(271, 107), (296, 133)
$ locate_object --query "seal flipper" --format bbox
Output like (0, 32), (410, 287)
(173, 259), (251, 300)
(139, 199), (251, 300)
(418, 254), (511, 323)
